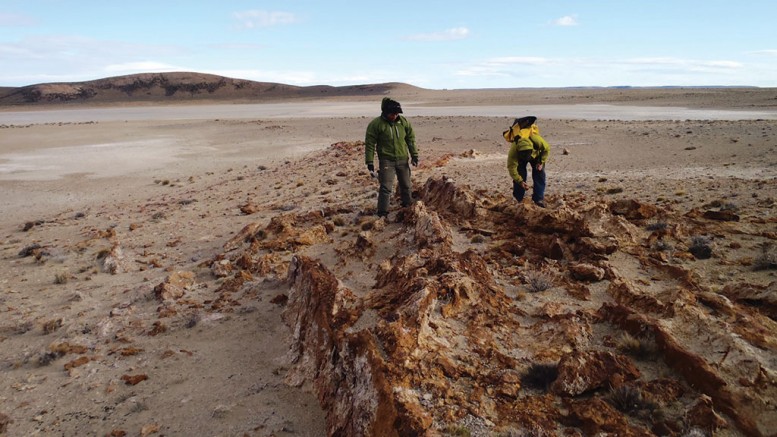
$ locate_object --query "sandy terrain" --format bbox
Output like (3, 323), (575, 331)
(1, 88), (776, 436)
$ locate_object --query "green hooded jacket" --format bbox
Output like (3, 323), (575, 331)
(364, 111), (417, 165)
(506, 133), (550, 183)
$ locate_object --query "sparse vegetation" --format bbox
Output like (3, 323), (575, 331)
(38, 350), (62, 366)
(616, 332), (658, 360)
(525, 271), (553, 292)
(442, 425), (471, 437)
(130, 401), (149, 413)
(653, 239), (673, 252)
(645, 220), (668, 232)
(754, 243), (777, 270)
(689, 235), (713, 259)
(54, 271), (69, 284)
(42, 318), (63, 334)
(607, 385), (646, 414)
(185, 313), (200, 328)
(520, 363), (558, 391)
(496, 427), (551, 437)
(681, 427), (708, 437)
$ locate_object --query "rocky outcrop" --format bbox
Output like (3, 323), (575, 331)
(216, 175), (776, 436)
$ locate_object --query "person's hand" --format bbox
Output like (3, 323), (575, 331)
(411, 157), (419, 167)
(521, 181), (530, 190)
(367, 163), (376, 178)
(536, 163), (544, 171)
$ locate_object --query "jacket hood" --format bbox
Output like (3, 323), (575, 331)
(381, 97), (403, 114)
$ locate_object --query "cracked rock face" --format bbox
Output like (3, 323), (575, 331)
(215, 171), (776, 436)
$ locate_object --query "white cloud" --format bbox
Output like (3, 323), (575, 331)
(104, 62), (182, 74)
(0, 13), (36, 26)
(404, 27), (470, 42)
(552, 15), (578, 26)
(233, 10), (297, 29)
(748, 49), (777, 57)
(625, 57), (742, 70)
(455, 56), (553, 78)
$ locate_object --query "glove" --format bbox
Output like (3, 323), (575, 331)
(411, 157), (418, 167)
(367, 163), (377, 178)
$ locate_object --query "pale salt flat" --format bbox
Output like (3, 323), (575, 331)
(0, 139), (185, 181)
(1, 102), (776, 125)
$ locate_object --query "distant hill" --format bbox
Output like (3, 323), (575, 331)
(0, 72), (426, 106)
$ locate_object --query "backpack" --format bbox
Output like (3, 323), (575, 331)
(503, 116), (539, 142)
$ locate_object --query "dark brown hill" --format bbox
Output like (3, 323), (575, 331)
(0, 72), (425, 106)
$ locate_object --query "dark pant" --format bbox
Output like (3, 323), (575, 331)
(512, 158), (546, 203)
(378, 158), (412, 215)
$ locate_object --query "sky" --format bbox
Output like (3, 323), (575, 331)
(1, 0), (776, 89)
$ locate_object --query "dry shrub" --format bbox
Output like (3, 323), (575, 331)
(607, 385), (646, 414)
(520, 363), (558, 391)
(42, 318), (63, 335)
(616, 332), (658, 360)
(689, 235), (713, 259)
(54, 271), (69, 284)
(645, 221), (668, 232)
(525, 271), (553, 292)
(754, 243), (777, 270)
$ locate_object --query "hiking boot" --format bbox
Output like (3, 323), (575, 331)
(534, 200), (546, 208)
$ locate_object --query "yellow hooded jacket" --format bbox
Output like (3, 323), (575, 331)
(506, 124), (550, 183)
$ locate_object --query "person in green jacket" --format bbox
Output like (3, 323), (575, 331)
(365, 97), (419, 217)
(506, 116), (550, 207)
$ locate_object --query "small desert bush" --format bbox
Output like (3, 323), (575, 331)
(497, 426), (552, 437)
(681, 427), (708, 437)
(617, 332), (659, 360)
(607, 385), (649, 414)
(185, 313), (200, 329)
(442, 426), (471, 437)
(525, 271), (553, 292)
(653, 239), (673, 252)
(54, 271), (69, 284)
(38, 350), (63, 366)
(754, 243), (777, 271)
(42, 318), (63, 335)
(130, 401), (149, 413)
(520, 363), (558, 391)
(470, 234), (486, 244)
(688, 235), (713, 259)
(645, 221), (668, 232)
(332, 216), (346, 227)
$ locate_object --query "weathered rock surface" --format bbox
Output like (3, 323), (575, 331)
(216, 173), (777, 436)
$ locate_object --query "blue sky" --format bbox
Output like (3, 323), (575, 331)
(1, 0), (776, 89)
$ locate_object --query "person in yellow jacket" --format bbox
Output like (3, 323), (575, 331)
(505, 116), (550, 207)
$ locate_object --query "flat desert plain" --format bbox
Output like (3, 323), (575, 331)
(1, 88), (776, 436)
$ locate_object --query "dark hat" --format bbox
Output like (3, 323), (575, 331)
(513, 116), (537, 129)
(381, 97), (403, 114)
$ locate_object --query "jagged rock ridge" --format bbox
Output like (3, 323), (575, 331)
(212, 142), (777, 436)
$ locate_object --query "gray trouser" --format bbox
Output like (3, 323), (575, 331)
(377, 158), (412, 215)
